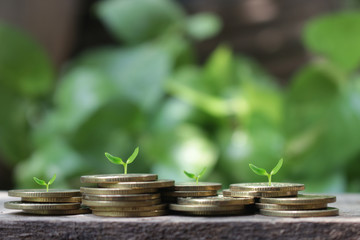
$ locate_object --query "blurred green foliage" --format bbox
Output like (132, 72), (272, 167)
(1, 0), (360, 192)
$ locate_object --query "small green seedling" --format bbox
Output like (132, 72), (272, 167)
(184, 167), (207, 184)
(105, 147), (139, 174)
(249, 158), (283, 186)
(33, 174), (56, 192)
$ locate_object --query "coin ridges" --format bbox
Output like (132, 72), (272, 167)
(83, 193), (161, 201)
(230, 183), (305, 192)
(23, 208), (91, 215)
(259, 207), (339, 217)
(21, 196), (82, 203)
(162, 190), (218, 198)
(259, 194), (336, 205)
(80, 174), (158, 183)
(4, 201), (81, 210)
(178, 196), (254, 206)
(97, 179), (175, 189)
(223, 189), (298, 198)
(82, 198), (161, 207)
(174, 182), (222, 191)
(256, 203), (328, 210)
(80, 187), (158, 195)
(170, 204), (245, 212)
(8, 189), (81, 198)
(92, 210), (167, 217)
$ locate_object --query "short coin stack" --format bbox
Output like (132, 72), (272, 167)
(5, 189), (89, 215)
(257, 194), (338, 217)
(170, 196), (254, 216)
(80, 174), (174, 217)
(161, 182), (221, 203)
(223, 183), (338, 217)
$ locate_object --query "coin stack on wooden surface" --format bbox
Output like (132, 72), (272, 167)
(5, 189), (89, 215)
(223, 183), (338, 217)
(80, 174), (174, 217)
(161, 182), (221, 203)
(170, 196), (254, 216)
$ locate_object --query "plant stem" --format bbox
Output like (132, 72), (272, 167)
(268, 174), (272, 186)
(124, 164), (127, 174)
(196, 177), (199, 185)
(46, 184), (49, 192)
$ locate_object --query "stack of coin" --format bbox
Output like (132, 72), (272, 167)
(257, 194), (339, 217)
(161, 182), (221, 203)
(169, 195), (254, 216)
(80, 174), (174, 217)
(5, 189), (90, 215)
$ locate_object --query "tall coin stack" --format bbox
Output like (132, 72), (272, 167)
(5, 189), (90, 215)
(80, 174), (174, 217)
(223, 183), (339, 217)
(161, 182), (221, 203)
(170, 196), (254, 216)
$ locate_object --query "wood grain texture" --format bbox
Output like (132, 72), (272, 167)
(1, 192), (360, 239)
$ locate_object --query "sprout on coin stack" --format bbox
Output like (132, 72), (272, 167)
(161, 168), (221, 204)
(80, 147), (174, 217)
(5, 174), (89, 215)
(223, 159), (339, 217)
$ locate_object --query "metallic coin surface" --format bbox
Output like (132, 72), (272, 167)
(176, 209), (247, 216)
(178, 196), (254, 206)
(255, 203), (328, 210)
(8, 189), (81, 198)
(23, 208), (91, 215)
(80, 187), (158, 195)
(169, 204), (245, 212)
(259, 207), (339, 217)
(92, 210), (167, 217)
(230, 183), (305, 192)
(21, 196), (82, 203)
(174, 182), (222, 191)
(83, 193), (161, 201)
(90, 204), (168, 212)
(97, 179), (175, 189)
(223, 189), (297, 198)
(162, 190), (218, 198)
(80, 174), (158, 183)
(259, 194), (336, 205)
(82, 198), (161, 207)
(4, 201), (81, 210)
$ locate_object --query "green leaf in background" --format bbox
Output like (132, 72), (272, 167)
(270, 158), (283, 175)
(185, 13), (222, 41)
(105, 152), (124, 165)
(198, 167), (207, 178)
(184, 170), (196, 179)
(249, 164), (268, 176)
(96, 0), (184, 44)
(304, 11), (360, 72)
(0, 23), (53, 97)
(127, 147), (139, 164)
(33, 177), (46, 186)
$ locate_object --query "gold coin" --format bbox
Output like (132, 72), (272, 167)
(80, 187), (158, 195)
(8, 189), (81, 198)
(230, 183), (305, 192)
(97, 179), (175, 189)
(21, 196), (82, 203)
(176, 209), (247, 216)
(80, 174), (158, 183)
(162, 190), (218, 197)
(174, 182), (222, 191)
(83, 193), (161, 201)
(259, 207), (339, 217)
(169, 204), (245, 212)
(259, 194), (336, 205)
(92, 210), (167, 217)
(90, 204), (168, 212)
(178, 196), (254, 206)
(4, 201), (81, 210)
(23, 208), (91, 215)
(223, 189), (297, 198)
(256, 203), (328, 210)
(82, 198), (161, 207)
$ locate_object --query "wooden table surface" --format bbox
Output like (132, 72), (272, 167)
(1, 191), (360, 240)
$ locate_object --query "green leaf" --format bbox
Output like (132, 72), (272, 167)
(198, 167), (207, 178)
(48, 174), (56, 185)
(33, 177), (46, 186)
(127, 147), (139, 164)
(0, 23), (53, 97)
(249, 164), (268, 176)
(105, 152), (125, 165)
(184, 170), (196, 179)
(96, 0), (184, 43)
(185, 13), (222, 41)
(304, 11), (360, 72)
(270, 158), (283, 176)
